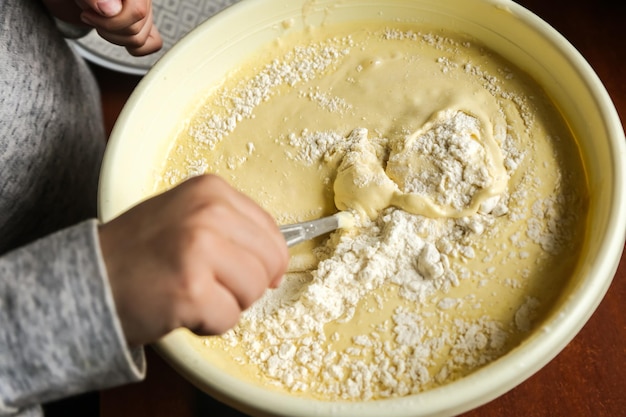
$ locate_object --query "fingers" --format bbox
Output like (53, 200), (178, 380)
(180, 238), (267, 335)
(77, 0), (163, 56)
(127, 24), (162, 56)
(185, 273), (242, 335)
(203, 208), (283, 308)
(167, 222), (280, 336)
(188, 175), (289, 288)
(201, 176), (289, 276)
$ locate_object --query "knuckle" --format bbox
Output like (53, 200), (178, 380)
(176, 268), (204, 306)
(128, 2), (149, 22)
(183, 174), (226, 200)
(125, 31), (150, 48)
(195, 173), (227, 189)
(201, 201), (232, 224)
(173, 231), (212, 299)
(179, 221), (208, 252)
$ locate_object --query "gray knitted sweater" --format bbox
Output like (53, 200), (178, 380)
(0, 1), (145, 415)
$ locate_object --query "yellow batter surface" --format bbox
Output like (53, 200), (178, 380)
(155, 22), (588, 401)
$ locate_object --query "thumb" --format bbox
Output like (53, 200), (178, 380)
(79, 0), (123, 17)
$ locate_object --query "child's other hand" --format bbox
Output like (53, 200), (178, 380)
(77, 0), (162, 56)
(43, 0), (162, 56)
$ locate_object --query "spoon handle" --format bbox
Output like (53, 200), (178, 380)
(279, 214), (342, 247)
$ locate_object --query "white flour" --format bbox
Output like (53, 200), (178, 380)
(223, 207), (509, 399)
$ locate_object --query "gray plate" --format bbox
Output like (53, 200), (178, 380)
(70, 0), (241, 75)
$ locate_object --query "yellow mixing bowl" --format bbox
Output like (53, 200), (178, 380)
(99, 1), (626, 415)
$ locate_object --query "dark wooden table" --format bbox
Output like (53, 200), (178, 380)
(94, 1), (626, 416)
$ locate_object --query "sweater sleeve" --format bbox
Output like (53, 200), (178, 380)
(0, 219), (145, 414)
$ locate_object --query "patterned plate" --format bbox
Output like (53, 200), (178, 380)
(70, 0), (241, 75)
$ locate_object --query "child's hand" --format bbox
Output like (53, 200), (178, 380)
(43, 0), (162, 56)
(98, 175), (290, 347)
(77, 0), (162, 56)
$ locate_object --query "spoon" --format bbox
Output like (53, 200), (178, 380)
(279, 212), (354, 247)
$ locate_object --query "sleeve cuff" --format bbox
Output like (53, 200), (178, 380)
(0, 398), (19, 415)
(0, 220), (145, 409)
(91, 219), (147, 381)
